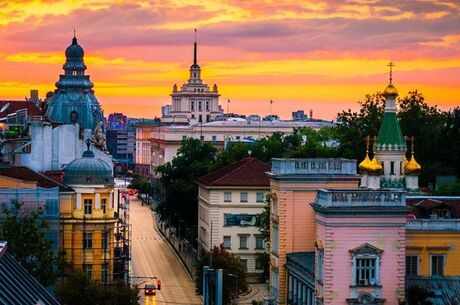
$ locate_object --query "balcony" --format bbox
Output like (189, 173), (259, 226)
(270, 158), (357, 176)
(407, 219), (460, 231)
(315, 189), (406, 208)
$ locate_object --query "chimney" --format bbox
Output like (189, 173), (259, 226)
(30, 90), (39, 102)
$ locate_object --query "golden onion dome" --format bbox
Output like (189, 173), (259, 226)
(404, 154), (421, 176)
(359, 154), (373, 174)
(368, 156), (383, 175)
(383, 83), (398, 98)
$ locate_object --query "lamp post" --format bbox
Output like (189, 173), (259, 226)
(228, 273), (238, 301)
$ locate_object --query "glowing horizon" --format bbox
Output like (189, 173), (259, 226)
(0, 0), (459, 120)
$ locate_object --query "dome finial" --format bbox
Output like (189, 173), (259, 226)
(85, 138), (91, 151)
(404, 136), (421, 175)
(194, 28), (198, 65)
(358, 135), (373, 174)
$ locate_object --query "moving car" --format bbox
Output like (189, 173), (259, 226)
(144, 284), (156, 295)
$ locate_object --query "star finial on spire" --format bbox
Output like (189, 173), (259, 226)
(387, 61), (395, 84)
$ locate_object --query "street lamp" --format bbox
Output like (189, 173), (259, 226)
(228, 273), (238, 301)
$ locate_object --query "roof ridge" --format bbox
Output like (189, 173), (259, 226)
(35, 170), (71, 190)
(210, 157), (255, 186)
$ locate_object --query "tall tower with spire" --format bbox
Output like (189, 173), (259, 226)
(162, 29), (223, 125)
(358, 63), (421, 191)
(45, 35), (103, 132)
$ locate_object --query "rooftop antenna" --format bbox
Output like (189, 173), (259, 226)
(74, 27), (76, 38)
(0, 103), (10, 113)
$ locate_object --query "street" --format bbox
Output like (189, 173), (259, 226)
(130, 197), (202, 305)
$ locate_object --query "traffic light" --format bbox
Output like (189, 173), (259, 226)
(157, 279), (161, 290)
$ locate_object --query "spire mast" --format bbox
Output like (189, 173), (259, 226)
(387, 61), (395, 84)
(194, 28), (197, 65)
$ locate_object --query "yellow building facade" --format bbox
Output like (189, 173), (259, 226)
(61, 144), (117, 283)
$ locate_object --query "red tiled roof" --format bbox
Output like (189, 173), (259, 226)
(198, 157), (270, 187)
(0, 165), (72, 192)
(0, 100), (43, 118)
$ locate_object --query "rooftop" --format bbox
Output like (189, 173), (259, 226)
(0, 100), (43, 119)
(314, 189), (407, 207)
(0, 165), (73, 192)
(269, 158), (358, 176)
(198, 157), (270, 187)
(406, 277), (460, 305)
(0, 242), (61, 305)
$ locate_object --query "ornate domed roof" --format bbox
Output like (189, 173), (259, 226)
(359, 154), (372, 174)
(368, 156), (383, 175)
(383, 83), (398, 99)
(65, 37), (84, 60)
(64, 143), (113, 185)
(404, 154), (421, 176)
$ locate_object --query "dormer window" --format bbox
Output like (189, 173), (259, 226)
(431, 208), (451, 219)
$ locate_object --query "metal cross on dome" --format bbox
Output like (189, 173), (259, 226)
(387, 62), (395, 84)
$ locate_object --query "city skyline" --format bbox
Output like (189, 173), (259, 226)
(0, 0), (459, 120)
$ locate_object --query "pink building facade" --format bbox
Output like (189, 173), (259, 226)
(313, 189), (409, 305)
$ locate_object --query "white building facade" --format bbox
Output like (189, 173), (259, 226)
(197, 157), (271, 282)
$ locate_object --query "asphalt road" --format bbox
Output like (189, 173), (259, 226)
(130, 198), (202, 305)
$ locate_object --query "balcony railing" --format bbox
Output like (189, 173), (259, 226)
(270, 158), (357, 176)
(315, 189), (406, 207)
(407, 219), (460, 231)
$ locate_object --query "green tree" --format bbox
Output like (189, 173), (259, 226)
(156, 138), (218, 226)
(195, 245), (248, 305)
(0, 201), (62, 286)
(56, 271), (139, 305)
(434, 180), (460, 196)
(256, 193), (272, 282)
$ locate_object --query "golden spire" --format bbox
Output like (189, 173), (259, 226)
(359, 135), (373, 174)
(403, 136), (409, 165)
(383, 61), (398, 98)
(368, 136), (383, 175)
(405, 136), (421, 175)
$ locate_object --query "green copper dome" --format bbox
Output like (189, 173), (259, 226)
(45, 36), (103, 131)
(64, 145), (113, 185)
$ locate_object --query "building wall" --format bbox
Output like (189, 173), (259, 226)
(406, 231), (460, 276)
(60, 185), (117, 283)
(315, 215), (406, 305)
(270, 180), (358, 305)
(198, 186), (268, 280)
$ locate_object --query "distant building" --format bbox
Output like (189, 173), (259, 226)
(136, 119), (335, 175)
(197, 157), (270, 282)
(292, 110), (308, 121)
(161, 35), (223, 124)
(0, 241), (61, 305)
(106, 113), (137, 171)
(107, 113), (127, 130)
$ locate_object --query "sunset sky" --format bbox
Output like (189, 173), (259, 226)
(0, 0), (459, 120)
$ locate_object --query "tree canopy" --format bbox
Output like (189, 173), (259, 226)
(0, 201), (62, 286)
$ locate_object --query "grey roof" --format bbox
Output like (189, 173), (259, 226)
(64, 148), (113, 185)
(286, 252), (315, 286)
(0, 242), (60, 305)
(406, 276), (460, 305)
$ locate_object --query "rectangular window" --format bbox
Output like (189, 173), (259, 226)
(256, 193), (265, 203)
(431, 255), (445, 276)
(101, 198), (107, 214)
(272, 224), (279, 255)
(355, 258), (377, 286)
(240, 192), (248, 202)
(212, 135), (217, 143)
(406, 255), (419, 276)
(255, 258), (263, 270)
(102, 263), (108, 284)
(199, 114), (202, 122)
(206, 114), (210, 122)
(255, 236), (264, 250)
(236, 136), (240, 140)
(84, 199), (92, 215)
(191, 100), (195, 111)
(240, 259), (248, 272)
(318, 250), (324, 282)
(390, 161), (395, 175)
(182, 135), (187, 140)
(198, 101), (202, 111)
(239, 235), (248, 249)
(223, 236), (231, 249)
(45, 199), (59, 216)
(200, 135), (205, 141)
(83, 232), (93, 250)
(206, 100), (210, 111)
(102, 231), (109, 250)
(82, 264), (93, 279)
(224, 192), (232, 202)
